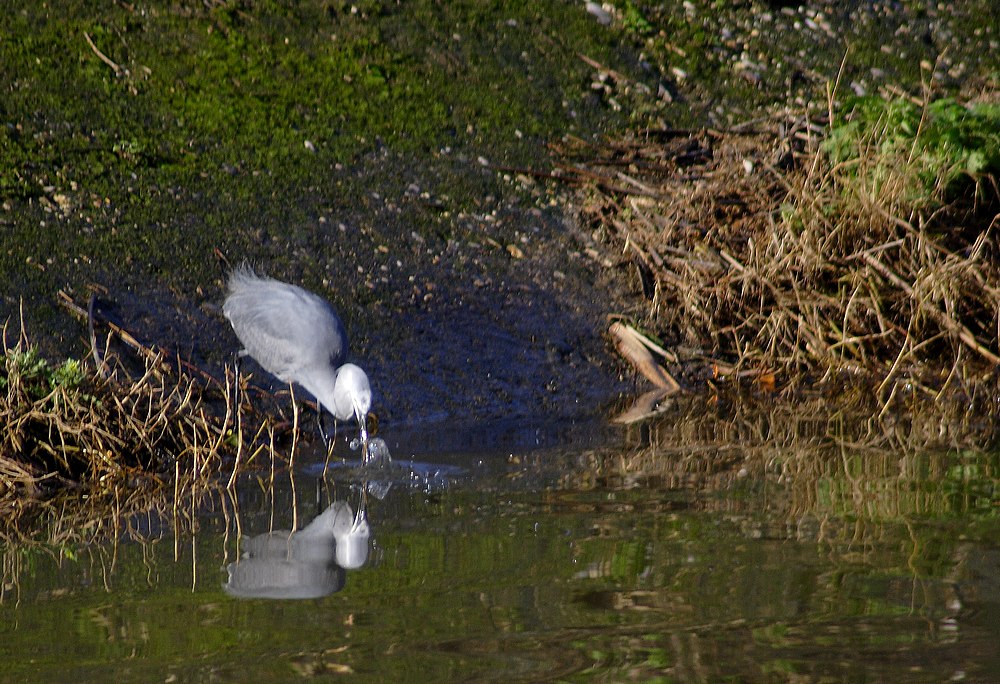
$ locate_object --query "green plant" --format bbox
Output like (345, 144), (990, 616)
(3, 346), (51, 397)
(50, 358), (85, 390)
(2, 347), (85, 400)
(620, 1), (653, 34)
(823, 95), (1000, 205)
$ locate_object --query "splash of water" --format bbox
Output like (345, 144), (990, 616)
(350, 434), (391, 465)
(366, 438), (391, 463)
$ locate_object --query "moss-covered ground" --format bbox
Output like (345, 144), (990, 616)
(2, 1), (637, 297)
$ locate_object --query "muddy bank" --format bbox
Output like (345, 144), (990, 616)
(83, 146), (636, 426)
(2, 1), (646, 430)
(3, 1), (999, 435)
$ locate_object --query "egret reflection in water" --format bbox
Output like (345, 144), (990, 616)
(224, 500), (371, 600)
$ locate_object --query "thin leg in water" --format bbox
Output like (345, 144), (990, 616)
(227, 352), (244, 490)
(316, 407), (332, 452)
(319, 407), (337, 478)
(288, 382), (299, 469)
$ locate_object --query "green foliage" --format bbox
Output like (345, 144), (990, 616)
(619, 1), (654, 34)
(50, 357), (85, 389)
(823, 95), (1000, 203)
(2, 347), (51, 398)
(3, 346), (49, 385)
(2, 346), (86, 402)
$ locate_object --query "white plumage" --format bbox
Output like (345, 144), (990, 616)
(223, 267), (371, 429)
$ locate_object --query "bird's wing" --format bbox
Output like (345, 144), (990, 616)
(224, 281), (347, 379)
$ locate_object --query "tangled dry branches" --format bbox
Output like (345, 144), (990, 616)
(567, 106), (1000, 399)
(0, 337), (232, 499)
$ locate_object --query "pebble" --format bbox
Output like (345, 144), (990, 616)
(585, 2), (612, 26)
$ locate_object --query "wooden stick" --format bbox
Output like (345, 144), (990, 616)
(83, 32), (123, 76)
(609, 322), (681, 391)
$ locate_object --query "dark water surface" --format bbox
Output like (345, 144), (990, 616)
(2, 414), (1000, 683)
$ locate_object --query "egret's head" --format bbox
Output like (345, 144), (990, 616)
(332, 504), (370, 570)
(332, 363), (371, 425)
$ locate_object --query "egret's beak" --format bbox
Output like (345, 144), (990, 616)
(353, 402), (369, 451)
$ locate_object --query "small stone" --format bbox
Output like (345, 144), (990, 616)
(585, 2), (612, 26)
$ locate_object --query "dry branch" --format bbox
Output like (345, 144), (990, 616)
(858, 253), (1000, 365)
(609, 322), (681, 392)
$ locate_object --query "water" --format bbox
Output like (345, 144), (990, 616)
(2, 414), (1000, 683)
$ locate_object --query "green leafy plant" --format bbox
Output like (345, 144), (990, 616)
(2, 346), (85, 401)
(620, 1), (654, 34)
(823, 95), (1000, 205)
(50, 358), (85, 390)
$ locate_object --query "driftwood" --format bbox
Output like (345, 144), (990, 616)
(609, 322), (681, 423)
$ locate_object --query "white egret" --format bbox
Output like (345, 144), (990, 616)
(223, 266), (371, 452)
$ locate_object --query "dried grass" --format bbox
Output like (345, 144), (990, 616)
(0, 287), (355, 522)
(565, 99), (1000, 400)
(0, 316), (235, 501)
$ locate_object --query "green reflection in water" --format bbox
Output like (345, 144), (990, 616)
(0, 442), (999, 682)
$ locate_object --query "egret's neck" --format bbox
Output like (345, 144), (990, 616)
(298, 370), (338, 419)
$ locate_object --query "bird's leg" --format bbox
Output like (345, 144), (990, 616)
(355, 485), (368, 531)
(288, 382), (299, 469)
(316, 407), (332, 452)
(231, 352), (242, 416)
(358, 417), (370, 463)
(321, 412), (335, 479)
(227, 352), (243, 490)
